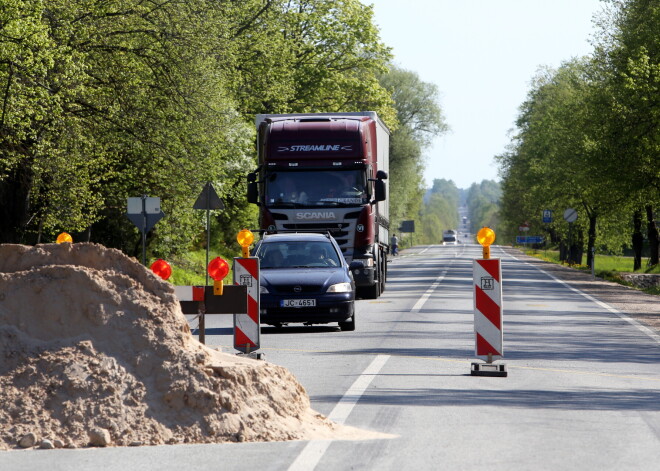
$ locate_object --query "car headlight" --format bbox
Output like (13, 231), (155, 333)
(327, 282), (352, 293)
(260, 285), (269, 294)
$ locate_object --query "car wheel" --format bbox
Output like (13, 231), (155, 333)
(339, 315), (355, 331)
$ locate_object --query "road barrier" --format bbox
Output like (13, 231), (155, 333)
(176, 285), (247, 346)
(233, 257), (261, 354)
(472, 257), (507, 377)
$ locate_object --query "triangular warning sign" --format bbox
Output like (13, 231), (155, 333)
(193, 182), (224, 210)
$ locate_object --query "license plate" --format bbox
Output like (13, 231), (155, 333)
(281, 299), (316, 308)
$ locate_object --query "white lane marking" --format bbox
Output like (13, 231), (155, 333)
(287, 355), (390, 471)
(411, 269), (448, 313)
(507, 252), (660, 346)
(288, 248), (463, 470)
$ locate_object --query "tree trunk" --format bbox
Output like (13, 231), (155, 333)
(586, 214), (597, 269)
(572, 228), (584, 265)
(559, 239), (568, 262)
(647, 205), (659, 267)
(632, 209), (644, 270)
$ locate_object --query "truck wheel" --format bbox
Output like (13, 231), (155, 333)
(361, 279), (380, 299)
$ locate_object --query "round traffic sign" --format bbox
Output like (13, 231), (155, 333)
(563, 208), (578, 223)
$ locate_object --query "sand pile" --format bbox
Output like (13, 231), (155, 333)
(0, 243), (359, 450)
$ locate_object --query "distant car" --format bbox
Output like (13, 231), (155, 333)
(254, 232), (357, 331)
(442, 229), (458, 245)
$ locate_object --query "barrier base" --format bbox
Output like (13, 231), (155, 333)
(471, 362), (507, 377)
(237, 352), (266, 361)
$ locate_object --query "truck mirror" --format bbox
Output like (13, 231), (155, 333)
(376, 170), (388, 180)
(247, 181), (259, 204)
(374, 179), (386, 202)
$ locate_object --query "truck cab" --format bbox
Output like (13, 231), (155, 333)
(247, 112), (390, 299)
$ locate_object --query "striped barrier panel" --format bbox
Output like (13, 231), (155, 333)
(233, 257), (260, 353)
(473, 258), (503, 361)
(174, 285), (205, 302)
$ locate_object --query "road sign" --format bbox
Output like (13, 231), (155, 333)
(233, 257), (260, 353)
(193, 182), (224, 210)
(563, 208), (578, 223)
(126, 195), (166, 265)
(516, 236), (544, 244)
(472, 258), (504, 365)
(399, 220), (415, 233)
(542, 210), (553, 223)
(518, 222), (530, 232)
(126, 196), (165, 232)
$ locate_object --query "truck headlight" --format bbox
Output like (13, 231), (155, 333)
(327, 282), (352, 293)
(260, 285), (269, 294)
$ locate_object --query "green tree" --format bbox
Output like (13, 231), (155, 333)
(466, 180), (501, 233)
(593, 0), (660, 266)
(378, 64), (448, 236)
(0, 0), (401, 262)
(418, 178), (459, 244)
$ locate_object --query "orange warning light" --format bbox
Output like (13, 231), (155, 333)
(150, 259), (172, 280)
(56, 232), (73, 244)
(477, 227), (496, 247)
(237, 229), (254, 258)
(208, 257), (229, 281)
(477, 227), (495, 260)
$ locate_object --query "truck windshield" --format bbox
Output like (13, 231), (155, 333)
(265, 170), (367, 207)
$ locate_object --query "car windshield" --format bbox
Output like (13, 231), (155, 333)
(264, 170), (367, 207)
(257, 241), (342, 269)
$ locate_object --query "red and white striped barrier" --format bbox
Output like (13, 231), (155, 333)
(233, 257), (260, 353)
(473, 258), (503, 360)
(174, 285), (205, 302)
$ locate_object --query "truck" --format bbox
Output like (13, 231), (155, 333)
(247, 112), (390, 299)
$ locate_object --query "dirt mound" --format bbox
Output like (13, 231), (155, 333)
(0, 243), (364, 450)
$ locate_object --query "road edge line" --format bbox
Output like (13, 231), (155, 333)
(506, 251), (660, 347)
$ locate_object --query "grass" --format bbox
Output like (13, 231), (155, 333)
(521, 247), (660, 296)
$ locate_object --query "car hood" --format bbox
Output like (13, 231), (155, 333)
(260, 267), (350, 290)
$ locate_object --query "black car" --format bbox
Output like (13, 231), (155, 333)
(254, 232), (356, 331)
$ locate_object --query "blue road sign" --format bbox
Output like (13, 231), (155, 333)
(517, 236), (545, 244)
(542, 210), (553, 223)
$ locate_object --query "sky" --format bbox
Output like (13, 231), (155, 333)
(366, 0), (606, 189)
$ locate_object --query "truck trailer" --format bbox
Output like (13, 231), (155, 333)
(247, 112), (390, 298)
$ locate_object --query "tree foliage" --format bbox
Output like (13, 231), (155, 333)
(466, 180), (501, 233)
(497, 0), (660, 267)
(379, 64), (448, 236)
(0, 0), (398, 260)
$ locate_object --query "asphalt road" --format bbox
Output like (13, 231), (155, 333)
(3, 244), (660, 470)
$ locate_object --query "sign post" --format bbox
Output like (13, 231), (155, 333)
(193, 182), (225, 286)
